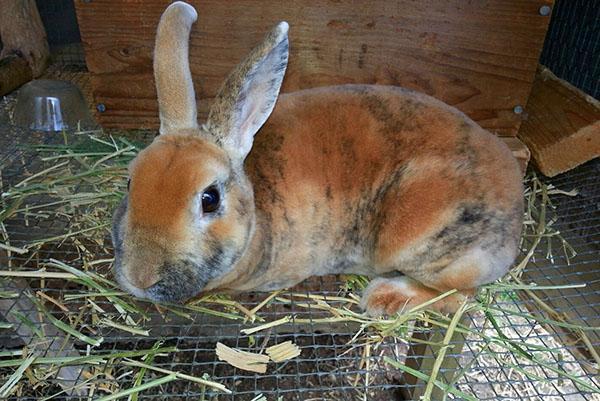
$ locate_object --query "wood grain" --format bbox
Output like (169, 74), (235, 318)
(518, 67), (600, 177)
(75, 0), (553, 134)
(0, 55), (32, 96)
(0, 0), (49, 77)
(502, 137), (531, 175)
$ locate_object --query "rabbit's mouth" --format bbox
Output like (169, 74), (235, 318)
(143, 265), (207, 303)
(113, 258), (213, 304)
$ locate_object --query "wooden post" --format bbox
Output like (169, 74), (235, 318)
(0, 0), (49, 78)
(400, 317), (470, 400)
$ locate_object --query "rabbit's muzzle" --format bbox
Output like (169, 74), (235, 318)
(111, 196), (213, 303)
(113, 247), (212, 303)
(137, 261), (208, 303)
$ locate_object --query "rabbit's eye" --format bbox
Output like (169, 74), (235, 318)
(201, 186), (221, 213)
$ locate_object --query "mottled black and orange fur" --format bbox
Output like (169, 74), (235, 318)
(111, 2), (523, 315)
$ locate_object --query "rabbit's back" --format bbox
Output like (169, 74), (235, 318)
(243, 84), (522, 291)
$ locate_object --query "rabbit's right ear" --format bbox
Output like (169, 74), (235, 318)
(154, 1), (199, 135)
(206, 22), (289, 162)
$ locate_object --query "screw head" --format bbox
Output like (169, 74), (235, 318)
(539, 5), (552, 16)
(96, 103), (106, 113)
(513, 105), (524, 114)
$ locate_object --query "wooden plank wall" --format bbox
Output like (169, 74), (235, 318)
(75, 0), (553, 136)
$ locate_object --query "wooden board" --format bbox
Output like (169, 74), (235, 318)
(518, 67), (600, 177)
(75, 0), (553, 135)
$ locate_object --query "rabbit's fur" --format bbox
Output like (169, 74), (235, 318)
(112, 2), (523, 315)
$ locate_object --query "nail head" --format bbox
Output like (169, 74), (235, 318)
(539, 5), (552, 16)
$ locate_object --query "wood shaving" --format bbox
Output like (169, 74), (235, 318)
(266, 341), (301, 363)
(215, 343), (269, 374)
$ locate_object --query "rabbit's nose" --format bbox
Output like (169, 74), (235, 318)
(124, 268), (161, 289)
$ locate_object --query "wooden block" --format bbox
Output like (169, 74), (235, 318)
(518, 67), (600, 177)
(75, 0), (554, 135)
(502, 137), (531, 175)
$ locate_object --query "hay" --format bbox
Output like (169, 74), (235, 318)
(0, 131), (598, 399)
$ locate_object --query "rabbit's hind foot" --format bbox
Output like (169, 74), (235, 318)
(360, 276), (474, 316)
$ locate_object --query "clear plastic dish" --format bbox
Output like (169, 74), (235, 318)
(13, 79), (96, 131)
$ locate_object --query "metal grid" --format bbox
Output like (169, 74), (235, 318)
(540, 0), (600, 98)
(36, 0), (82, 50)
(0, 100), (599, 399)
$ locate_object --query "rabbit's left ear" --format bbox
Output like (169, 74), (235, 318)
(206, 22), (289, 162)
(154, 2), (199, 135)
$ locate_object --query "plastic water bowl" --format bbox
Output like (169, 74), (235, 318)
(13, 79), (95, 131)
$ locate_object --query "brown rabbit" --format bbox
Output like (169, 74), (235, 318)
(111, 1), (523, 315)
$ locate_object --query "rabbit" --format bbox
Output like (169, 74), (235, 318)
(111, 1), (523, 316)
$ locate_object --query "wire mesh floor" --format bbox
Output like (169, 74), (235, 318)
(1, 89), (599, 399)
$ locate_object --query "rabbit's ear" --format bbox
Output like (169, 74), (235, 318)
(154, 2), (199, 135)
(207, 22), (289, 161)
